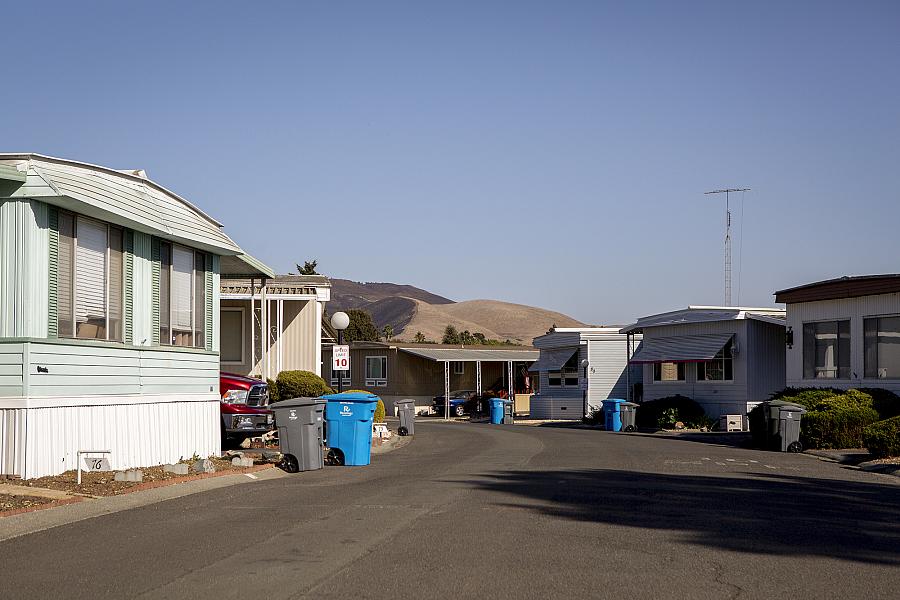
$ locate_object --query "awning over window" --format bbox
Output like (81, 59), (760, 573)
(528, 347), (579, 372)
(628, 334), (732, 363)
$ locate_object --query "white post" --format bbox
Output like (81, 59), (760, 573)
(444, 360), (450, 421)
(315, 301), (323, 377)
(249, 278), (256, 376)
(507, 360), (514, 400)
(277, 299), (284, 375)
(260, 282), (268, 380)
(476, 360), (482, 395)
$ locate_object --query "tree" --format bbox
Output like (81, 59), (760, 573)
(460, 330), (476, 345)
(343, 309), (379, 342)
(473, 332), (487, 344)
(296, 260), (318, 275)
(413, 331), (426, 343)
(442, 325), (460, 345)
(382, 325), (394, 341)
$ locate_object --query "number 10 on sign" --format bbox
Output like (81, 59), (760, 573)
(333, 345), (350, 371)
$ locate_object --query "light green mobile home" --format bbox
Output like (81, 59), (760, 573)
(0, 154), (269, 478)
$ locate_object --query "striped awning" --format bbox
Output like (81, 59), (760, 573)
(528, 347), (579, 372)
(628, 334), (732, 363)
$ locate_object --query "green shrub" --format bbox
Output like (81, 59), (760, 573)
(802, 404), (880, 449)
(750, 389), (879, 450)
(374, 399), (386, 423)
(266, 378), (280, 402)
(864, 416), (900, 458)
(857, 388), (900, 419)
(636, 395), (704, 429)
(275, 370), (333, 399)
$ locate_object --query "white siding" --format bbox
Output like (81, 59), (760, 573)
(0, 199), (49, 338)
(0, 343), (25, 397)
(785, 292), (900, 392)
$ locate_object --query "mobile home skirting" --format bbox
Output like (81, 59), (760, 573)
(0, 393), (220, 479)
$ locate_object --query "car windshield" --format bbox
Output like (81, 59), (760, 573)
(449, 390), (473, 397)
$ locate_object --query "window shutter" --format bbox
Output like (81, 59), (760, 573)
(171, 246), (193, 330)
(74, 217), (108, 325)
(151, 237), (161, 345)
(124, 230), (134, 344)
(205, 254), (213, 351)
(47, 208), (59, 338)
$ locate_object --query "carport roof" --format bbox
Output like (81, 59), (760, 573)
(399, 347), (539, 363)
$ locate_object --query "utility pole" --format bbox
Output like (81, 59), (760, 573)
(704, 188), (749, 306)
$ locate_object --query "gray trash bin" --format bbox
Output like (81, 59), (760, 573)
(270, 397), (326, 472)
(395, 399), (416, 436)
(619, 402), (639, 432)
(763, 400), (806, 452)
(502, 399), (514, 425)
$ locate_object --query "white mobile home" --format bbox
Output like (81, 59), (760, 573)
(775, 275), (900, 392)
(0, 154), (268, 478)
(620, 307), (785, 419)
(529, 327), (641, 420)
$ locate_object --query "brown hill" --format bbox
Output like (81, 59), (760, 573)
(330, 279), (452, 311)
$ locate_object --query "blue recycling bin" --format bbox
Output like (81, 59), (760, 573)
(489, 398), (506, 424)
(603, 399), (627, 432)
(322, 392), (379, 466)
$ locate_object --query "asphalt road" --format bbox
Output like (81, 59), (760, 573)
(1, 421), (899, 600)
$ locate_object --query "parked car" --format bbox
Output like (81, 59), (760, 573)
(432, 390), (478, 417)
(219, 373), (273, 442)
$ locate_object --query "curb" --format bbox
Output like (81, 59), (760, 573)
(0, 496), (86, 519)
(0, 463), (275, 520)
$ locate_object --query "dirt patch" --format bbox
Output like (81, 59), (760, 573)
(0, 494), (54, 512)
(20, 458), (253, 497)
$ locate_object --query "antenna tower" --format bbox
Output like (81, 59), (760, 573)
(704, 188), (750, 306)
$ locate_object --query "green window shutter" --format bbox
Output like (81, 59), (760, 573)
(205, 254), (213, 351)
(47, 207), (59, 338)
(151, 236), (161, 345)
(124, 230), (134, 345)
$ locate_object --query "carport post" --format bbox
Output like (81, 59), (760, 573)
(476, 361), (482, 395)
(444, 361), (450, 421)
(507, 360), (513, 401)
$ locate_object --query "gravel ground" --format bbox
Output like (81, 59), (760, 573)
(0, 494), (54, 512)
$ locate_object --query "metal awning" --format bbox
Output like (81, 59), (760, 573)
(220, 253), (276, 279)
(527, 347), (578, 372)
(628, 334), (732, 363)
(399, 347), (539, 362)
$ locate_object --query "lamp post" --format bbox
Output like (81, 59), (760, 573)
(330, 312), (350, 393)
(581, 358), (590, 421)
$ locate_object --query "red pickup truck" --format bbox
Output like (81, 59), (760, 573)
(219, 372), (273, 443)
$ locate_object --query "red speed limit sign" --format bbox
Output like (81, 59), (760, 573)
(332, 345), (350, 371)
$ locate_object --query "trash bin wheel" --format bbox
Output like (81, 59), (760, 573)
(280, 454), (299, 473)
(398, 426), (409, 436)
(624, 425), (636, 433)
(787, 441), (803, 453)
(325, 448), (345, 466)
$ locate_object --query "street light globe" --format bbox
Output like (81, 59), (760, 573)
(331, 311), (350, 331)
(580, 359), (589, 368)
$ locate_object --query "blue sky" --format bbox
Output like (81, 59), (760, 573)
(2, 1), (898, 325)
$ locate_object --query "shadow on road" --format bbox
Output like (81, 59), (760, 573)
(467, 468), (900, 565)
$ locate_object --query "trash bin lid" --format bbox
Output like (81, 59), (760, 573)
(269, 397), (326, 409)
(602, 398), (626, 406)
(620, 402), (639, 407)
(320, 392), (380, 403)
(778, 403), (806, 413)
(766, 400), (797, 407)
(395, 399), (416, 406)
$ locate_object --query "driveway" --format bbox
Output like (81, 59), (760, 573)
(0, 422), (898, 599)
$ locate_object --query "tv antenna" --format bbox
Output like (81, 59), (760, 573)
(704, 188), (750, 306)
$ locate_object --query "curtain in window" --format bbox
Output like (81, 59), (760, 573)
(108, 227), (123, 341)
(57, 212), (75, 338)
(75, 218), (108, 339)
(171, 246), (194, 332)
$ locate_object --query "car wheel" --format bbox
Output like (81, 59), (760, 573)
(455, 405), (465, 417)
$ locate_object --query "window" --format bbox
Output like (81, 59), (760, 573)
(220, 308), (244, 364)
(653, 362), (685, 382)
(549, 352), (580, 387)
(697, 339), (734, 381)
(864, 316), (900, 379)
(159, 242), (207, 348)
(365, 356), (388, 386)
(803, 320), (850, 379)
(453, 361), (465, 375)
(57, 212), (124, 341)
